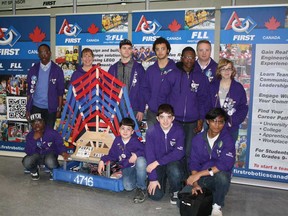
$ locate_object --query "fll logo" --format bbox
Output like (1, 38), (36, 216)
(225, 11), (257, 34)
(0, 26), (21, 47)
(135, 15), (162, 35)
(58, 19), (82, 37)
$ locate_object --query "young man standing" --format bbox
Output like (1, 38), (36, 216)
(194, 40), (218, 82)
(108, 39), (146, 123)
(145, 104), (185, 204)
(181, 108), (236, 216)
(144, 37), (179, 128)
(26, 44), (65, 129)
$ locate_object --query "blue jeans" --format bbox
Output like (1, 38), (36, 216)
(177, 121), (198, 177)
(181, 171), (231, 207)
(148, 161), (184, 201)
(22, 152), (60, 173)
(122, 156), (147, 191)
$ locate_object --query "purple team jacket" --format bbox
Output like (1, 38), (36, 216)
(26, 61), (65, 113)
(100, 136), (145, 169)
(25, 127), (67, 156)
(159, 64), (211, 122)
(194, 58), (218, 82)
(210, 79), (248, 134)
(189, 128), (236, 174)
(144, 59), (178, 113)
(108, 60), (146, 113)
(145, 122), (185, 181)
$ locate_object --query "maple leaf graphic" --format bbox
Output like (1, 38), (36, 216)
(0, 28), (4, 39)
(29, 26), (46, 42)
(265, 16), (280, 30)
(168, 19), (181, 32)
(88, 24), (99, 34)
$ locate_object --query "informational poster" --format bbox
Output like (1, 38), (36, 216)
(0, 15), (50, 154)
(220, 5), (288, 183)
(55, 12), (128, 78)
(132, 8), (215, 68)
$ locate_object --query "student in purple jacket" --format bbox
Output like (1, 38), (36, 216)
(159, 46), (211, 176)
(145, 104), (185, 205)
(70, 48), (94, 84)
(26, 44), (65, 129)
(22, 113), (69, 181)
(98, 118), (147, 204)
(209, 58), (248, 142)
(181, 108), (235, 216)
(144, 37), (179, 128)
(194, 40), (218, 82)
(108, 39), (146, 124)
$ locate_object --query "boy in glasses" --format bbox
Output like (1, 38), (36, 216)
(22, 113), (69, 181)
(181, 108), (235, 216)
(145, 104), (185, 205)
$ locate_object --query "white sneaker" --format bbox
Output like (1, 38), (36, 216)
(211, 203), (223, 216)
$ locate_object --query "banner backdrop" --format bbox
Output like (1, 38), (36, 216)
(55, 12), (128, 78)
(0, 15), (50, 154)
(220, 5), (288, 183)
(131, 8), (215, 69)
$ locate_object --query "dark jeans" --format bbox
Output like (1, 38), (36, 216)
(180, 171), (231, 207)
(22, 152), (60, 173)
(146, 109), (157, 129)
(148, 161), (184, 201)
(31, 105), (56, 129)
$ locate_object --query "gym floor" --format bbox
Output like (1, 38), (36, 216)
(0, 156), (287, 216)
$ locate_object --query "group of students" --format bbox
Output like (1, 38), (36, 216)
(23, 38), (248, 216)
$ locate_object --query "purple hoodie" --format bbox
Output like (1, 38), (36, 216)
(189, 128), (235, 174)
(25, 127), (67, 156)
(26, 61), (65, 113)
(159, 63), (211, 122)
(144, 59), (178, 113)
(194, 58), (218, 82)
(210, 79), (248, 134)
(70, 66), (87, 83)
(108, 60), (146, 113)
(145, 122), (185, 181)
(101, 136), (145, 169)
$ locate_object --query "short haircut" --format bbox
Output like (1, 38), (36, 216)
(181, 46), (196, 57)
(196, 40), (211, 51)
(81, 48), (94, 58)
(120, 117), (135, 129)
(215, 58), (236, 79)
(38, 44), (51, 52)
(152, 37), (171, 53)
(119, 39), (133, 48)
(157, 104), (174, 116)
(205, 108), (228, 122)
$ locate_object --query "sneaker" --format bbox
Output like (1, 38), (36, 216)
(211, 203), (223, 216)
(170, 191), (178, 204)
(49, 171), (53, 181)
(133, 188), (146, 204)
(31, 170), (39, 181)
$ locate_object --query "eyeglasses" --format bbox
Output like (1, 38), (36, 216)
(182, 56), (195, 60)
(220, 68), (233, 72)
(210, 119), (225, 125)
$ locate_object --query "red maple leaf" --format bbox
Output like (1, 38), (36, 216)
(168, 19), (181, 32)
(88, 24), (99, 34)
(265, 16), (280, 30)
(29, 26), (46, 42)
(0, 28), (4, 39)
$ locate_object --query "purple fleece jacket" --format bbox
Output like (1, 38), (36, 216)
(159, 63), (211, 122)
(210, 79), (248, 134)
(100, 136), (145, 169)
(26, 61), (65, 113)
(145, 122), (185, 181)
(194, 58), (218, 82)
(144, 59), (178, 113)
(108, 60), (146, 113)
(189, 128), (235, 174)
(25, 127), (67, 156)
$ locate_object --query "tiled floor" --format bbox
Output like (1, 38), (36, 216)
(0, 156), (287, 216)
